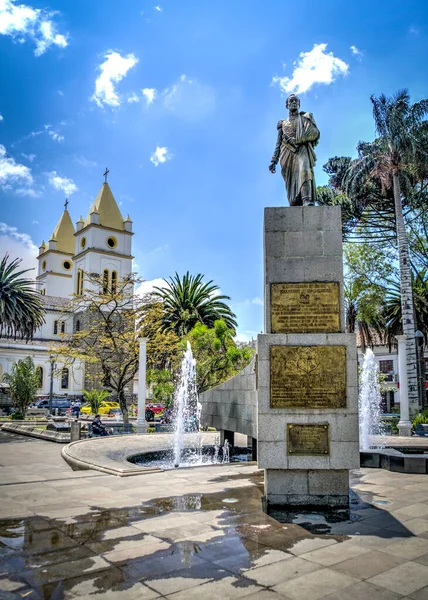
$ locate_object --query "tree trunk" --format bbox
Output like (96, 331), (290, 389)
(392, 172), (419, 415)
(118, 390), (129, 424)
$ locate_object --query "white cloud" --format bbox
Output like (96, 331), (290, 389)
(150, 146), (171, 166)
(252, 296), (263, 306)
(135, 277), (166, 297)
(15, 187), (39, 197)
(163, 74), (215, 120)
(0, 0), (68, 56)
(154, 5), (162, 11)
(0, 144), (33, 188)
(47, 171), (77, 196)
(0, 222), (38, 272)
(142, 87), (157, 104)
(57, 89), (63, 96)
(127, 92), (140, 103)
(47, 129), (64, 142)
(272, 43), (349, 95)
(0, 113), (3, 121)
(91, 50), (139, 108)
(74, 156), (97, 168)
(21, 153), (36, 162)
(350, 45), (362, 56)
(32, 219), (38, 224)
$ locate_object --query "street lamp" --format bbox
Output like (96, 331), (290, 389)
(49, 355), (56, 415)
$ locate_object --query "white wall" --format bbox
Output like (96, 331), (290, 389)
(0, 342), (84, 396)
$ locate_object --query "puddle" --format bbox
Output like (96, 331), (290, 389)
(0, 471), (414, 597)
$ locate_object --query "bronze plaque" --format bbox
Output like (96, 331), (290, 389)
(287, 423), (330, 455)
(271, 282), (340, 333)
(270, 345), (346, 409)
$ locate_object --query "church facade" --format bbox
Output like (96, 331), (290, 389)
(0, 180), (134, 400)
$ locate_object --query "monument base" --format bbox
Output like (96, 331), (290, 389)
(264, 468), (350, 508)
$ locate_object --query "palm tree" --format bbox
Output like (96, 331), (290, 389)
(0, 254), (45, 341)
(345, 90), (428, 413)
(153, 272), (237, 336)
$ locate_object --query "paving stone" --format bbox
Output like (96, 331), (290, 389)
(272, 567), (359, 600)
(332, 549), (406, 579)
(322, 580), (404, 600)
(380, 538), (428, 559)
(300, 542), (370, 566)
(368, 561), (428, 595)
(244, 556), (321, 586)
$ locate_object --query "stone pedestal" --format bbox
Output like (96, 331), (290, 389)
(258, 207), (359, 508)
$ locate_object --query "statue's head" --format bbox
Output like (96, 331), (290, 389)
(286, 94), (300, 110)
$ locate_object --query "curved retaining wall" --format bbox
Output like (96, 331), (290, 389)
(199, 357), (257, 439)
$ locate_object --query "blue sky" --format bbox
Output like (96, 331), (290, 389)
(0, 0), (427, 341)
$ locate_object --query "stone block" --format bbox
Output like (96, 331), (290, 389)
(265, 207), (303, 232)
(323, 232), (343, 256)
(266, 257), (305, 282)
(302, 205), (342, 231)
(212, 416), (223, 430)
(265, 469), (309, 495)
(308, 469), (349, 495)
(329, 414), (359, 442)
(258, 441), (287, 469)
(404, 457), (427, 474)
(257, 414), (286, 442)
(265, 231), (285, 259)
(303, 256), (343, 281)
(360, 452), (380, 468)
(329, 441), (360, 469)
(284, 231), (324, 258)
(287, 455), (329, 470)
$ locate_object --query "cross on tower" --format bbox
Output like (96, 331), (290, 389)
(64, 198), (69, 210)
(103, 167), (109, 183)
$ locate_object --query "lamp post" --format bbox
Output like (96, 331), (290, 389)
(48, 355), (56, 415)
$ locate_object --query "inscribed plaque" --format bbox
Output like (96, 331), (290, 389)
(287, 423), (330, 455)
(270, 345), (346, 409)
(271, 282), (340, 333)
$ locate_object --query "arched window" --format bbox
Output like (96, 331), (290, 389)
(75, 320), (80, 333)
(76, 269), (84, 296)
(61, 368), (69, 390)
(102, 269), (109, 294)
(53, 320), (58, 335)
(36, 366), (43, 389)
(60, 321), (66, 334)
(111, 270), (118, 294)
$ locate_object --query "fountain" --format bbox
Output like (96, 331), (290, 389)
(172, 341), (201, 467)
(359, 348), (385, 450)
(128, 342), (252, 469)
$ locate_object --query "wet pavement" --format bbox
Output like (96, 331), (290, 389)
(2, 433), (428, 598)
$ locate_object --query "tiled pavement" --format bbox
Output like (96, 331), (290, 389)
(1, 432), (428, 599)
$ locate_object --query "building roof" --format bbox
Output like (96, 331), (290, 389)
(41, 295), (71, 310)
(49, 210), (75, 254)
(84, 182), (124, 230)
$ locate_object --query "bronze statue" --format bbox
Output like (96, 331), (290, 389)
(269, 94), (320, 206)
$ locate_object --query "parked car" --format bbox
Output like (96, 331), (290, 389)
(79, 401), (121, 416)
(36, 398), (71, 415)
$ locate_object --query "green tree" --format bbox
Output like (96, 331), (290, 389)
(147, 369), (175, 407)
(0, 255), (45, 341)
(153, 272), (237, 336)
(3, 357), (40, 418)
(187, 320), (253, 394)
(56, 272), (142, 424)
(319, 90), (428, 413)
(82, 389), (110, 414)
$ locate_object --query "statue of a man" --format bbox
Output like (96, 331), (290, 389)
(269, 94), (320, 206)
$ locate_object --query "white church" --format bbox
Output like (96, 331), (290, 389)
(0, 178), (134, 399)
